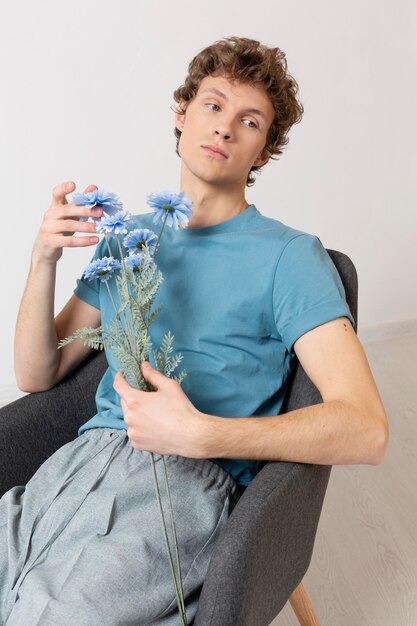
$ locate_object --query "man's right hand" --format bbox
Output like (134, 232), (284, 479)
(32, 181), (103, 265)
(15, 181), (104, 392)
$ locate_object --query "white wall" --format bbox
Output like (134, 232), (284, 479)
(1, 0), (416, 388)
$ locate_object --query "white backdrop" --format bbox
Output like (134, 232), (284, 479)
(1, 0), (416, 389)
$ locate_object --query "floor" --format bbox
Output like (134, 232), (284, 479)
(270, 333), (417, 626)
(1, 333), (416, 625)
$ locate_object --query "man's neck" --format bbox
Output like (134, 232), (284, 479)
(178, 174), (249, 230)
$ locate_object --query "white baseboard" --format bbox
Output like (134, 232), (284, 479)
(358, 318), (417, 344)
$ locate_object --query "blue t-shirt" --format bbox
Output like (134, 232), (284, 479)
(73, 204), (355, 486)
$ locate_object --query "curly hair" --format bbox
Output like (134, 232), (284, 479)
(172, 36), (304, 186)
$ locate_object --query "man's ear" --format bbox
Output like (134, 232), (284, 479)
(175, 99), (187, 132)
(253, 147), (271, 168)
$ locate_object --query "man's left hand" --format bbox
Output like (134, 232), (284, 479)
(113, 361), (210, 458)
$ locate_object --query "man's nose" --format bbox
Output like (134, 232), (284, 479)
(214, 116), (233, 140)
(214, 127), (231, 140)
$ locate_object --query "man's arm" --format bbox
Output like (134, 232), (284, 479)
(14, 181), (102, 393)
(113, 316), (389, 464)
(203, 317), (389, 465)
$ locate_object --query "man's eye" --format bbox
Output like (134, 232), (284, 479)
(244, 119), (258, 129)
(207, 103), (220, 111)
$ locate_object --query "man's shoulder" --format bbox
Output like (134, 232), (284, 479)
(251, 205), (318, 247)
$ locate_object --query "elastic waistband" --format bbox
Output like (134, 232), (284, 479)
(79, 427), (239, 497)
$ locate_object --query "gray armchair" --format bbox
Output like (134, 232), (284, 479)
(0, 249), (358, 626)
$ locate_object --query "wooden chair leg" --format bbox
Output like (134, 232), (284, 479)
(289, 582), (321, 626)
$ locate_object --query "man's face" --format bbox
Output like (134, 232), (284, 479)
(175, 74), (275, 187)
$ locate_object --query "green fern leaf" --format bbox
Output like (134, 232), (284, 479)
(57, 326), (104, 350)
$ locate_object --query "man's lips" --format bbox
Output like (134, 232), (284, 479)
(202, 145), (228, 159)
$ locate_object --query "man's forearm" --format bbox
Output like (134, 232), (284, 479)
(14, 181), (103, 393)
(14, 258), (60, 391)
(203, 399), (387, 465)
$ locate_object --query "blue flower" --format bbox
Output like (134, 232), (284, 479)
(124, 253), (143, 272)
(72, 189), (123, 222)
(147, 191), (193, 230)
(84, 257), (121, 282)
(123, 228), (158, 255)
(96, 210), (133, 236)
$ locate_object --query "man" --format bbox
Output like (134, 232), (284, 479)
(4, 36), (388, 625)
(113, 73), (388, 469)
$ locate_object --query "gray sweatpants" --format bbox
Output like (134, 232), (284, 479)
(0, 427), (240, 625)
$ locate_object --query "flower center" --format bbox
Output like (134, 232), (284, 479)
(162, 203), (174, 213)
(136, 239), (146, 249)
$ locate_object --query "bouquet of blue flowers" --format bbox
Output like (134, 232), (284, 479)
(58, 188), (194, 625)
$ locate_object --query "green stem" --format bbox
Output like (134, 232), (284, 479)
(103, 280), (118, 317)
(106, 220), (187, 620)
(153, 211), (170, 261)
(103, 240), (133, 349)
(115, 237), (138, 356)
(149, 452), (187, 625)
(105, 238), (115, 261)
(131, 256), (158, 377)
(161, 455), (186, 617)
(106, 237), (140, 357)
(103, 281), (132, 353)
(146, 216), (187, 618)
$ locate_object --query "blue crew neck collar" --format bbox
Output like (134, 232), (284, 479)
(176, 204), (258, 236)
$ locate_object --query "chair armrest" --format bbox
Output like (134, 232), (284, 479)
(194, 460), (331, 626)
(0, 350), (107, 496)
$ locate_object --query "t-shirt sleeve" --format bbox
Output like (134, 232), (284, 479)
(73, 236), (108, 310)
(272, 234), (356, 354)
